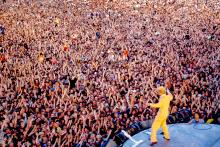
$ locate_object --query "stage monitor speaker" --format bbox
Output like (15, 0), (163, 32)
(141, 119), (153, 129)
(106, 139), (117, 147)
(114, 132), (127, 145)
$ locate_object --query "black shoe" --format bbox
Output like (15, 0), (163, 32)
(150, 142), (157, 146)
(163, 137), (170, 141)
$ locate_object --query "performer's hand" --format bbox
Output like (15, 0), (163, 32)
(148, 103), (152, 107)
(165, 79), (171, 89)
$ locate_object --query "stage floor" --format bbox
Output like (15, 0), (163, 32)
(123, 123), (220, 147)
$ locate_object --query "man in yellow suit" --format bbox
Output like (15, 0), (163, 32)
(149, 86), (173, 145)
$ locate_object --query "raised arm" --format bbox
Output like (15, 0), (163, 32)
(166, 89), (173, 101)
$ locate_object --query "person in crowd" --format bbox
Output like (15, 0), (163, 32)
(188, 113), (205, 124)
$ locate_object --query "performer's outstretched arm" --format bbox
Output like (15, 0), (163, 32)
(149, 102), (162, 108)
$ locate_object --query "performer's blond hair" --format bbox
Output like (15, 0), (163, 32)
(157, 86), (166, 95)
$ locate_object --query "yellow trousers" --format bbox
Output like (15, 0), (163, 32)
(150, 116), (170, 142)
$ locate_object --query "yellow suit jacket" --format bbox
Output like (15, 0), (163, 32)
(150, 94), (173, 118)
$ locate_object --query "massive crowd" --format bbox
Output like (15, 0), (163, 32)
(0, 0), (220, 146)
